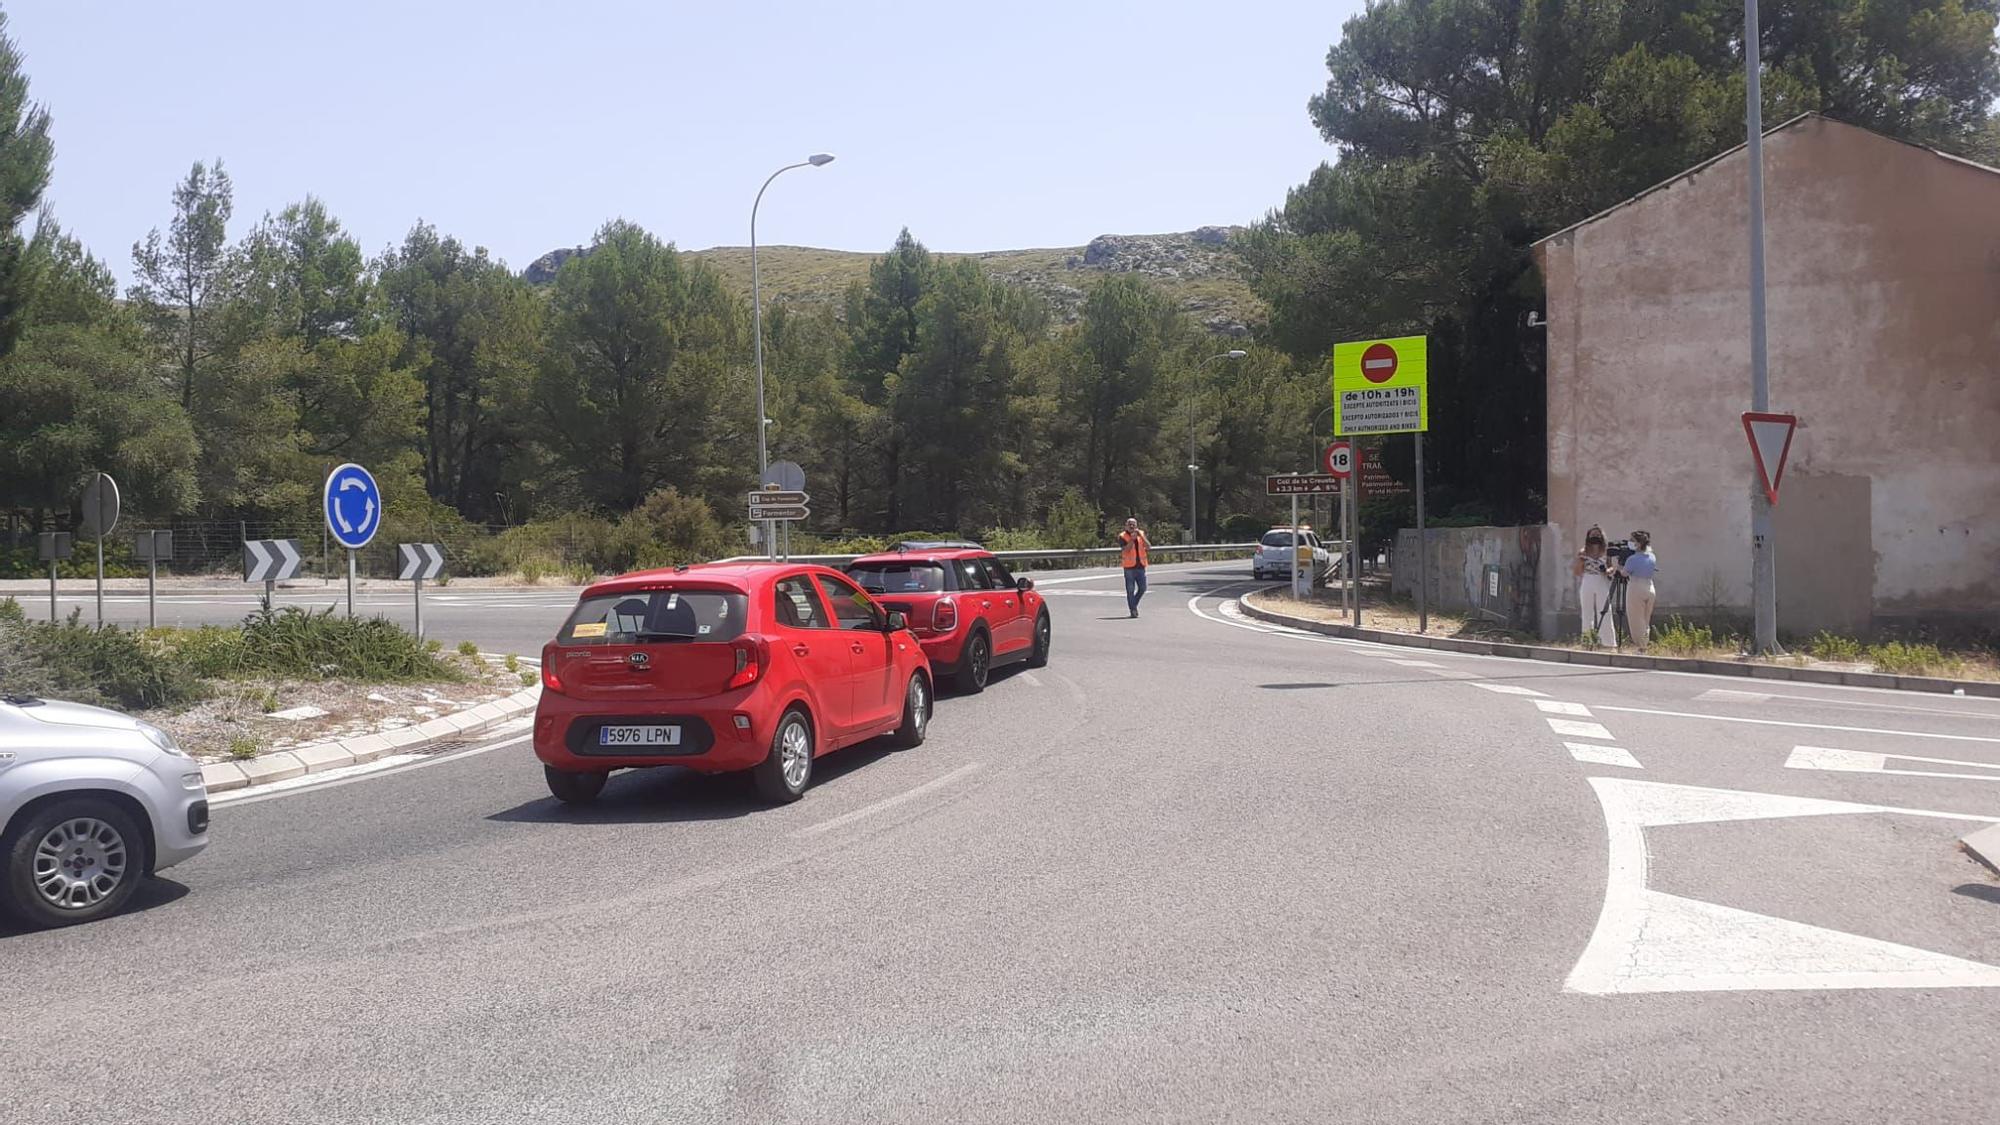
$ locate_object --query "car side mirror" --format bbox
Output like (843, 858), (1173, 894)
(1015, 577), (1034, 592)
(884, 610), (907, 632)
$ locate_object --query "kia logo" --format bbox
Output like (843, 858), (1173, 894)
(626, 651), (650, 669)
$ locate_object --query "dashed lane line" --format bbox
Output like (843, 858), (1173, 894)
(1534, 700), (1594, 716)
(1564, 742), (1644, 769)
(1547, 718), (1617, 741)
(794, 763), (984, 838)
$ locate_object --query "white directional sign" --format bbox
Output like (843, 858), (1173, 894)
(749, 489), (810, 522)
(749, 503), (811, 521)
(243, 539), (304, 583)
(397, 543), (446, 582)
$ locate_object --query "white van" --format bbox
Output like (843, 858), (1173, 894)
(0, 694), (209, 928)
(1252, 527), (1332, 582)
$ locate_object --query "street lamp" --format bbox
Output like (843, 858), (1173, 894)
(751, 153), (835, 558)
(1187, 350), (1247, 541)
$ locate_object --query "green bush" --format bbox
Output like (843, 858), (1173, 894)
(1219, 513), (1267, 542)
(1043, 487), (1101, 548)
(199, 608), (464, 683)
(609, 487), (727, 572)
(1867, 641), (1961, 677)
(1807, 631), (1865, 663)
(0, 611), (206, 711)
(457, 640), (480, 658)
(1648, 617), (1732, 658)
(466, 515), (618, 577)
(228, 738), (259, 760)
(980, 528), (1050, 553)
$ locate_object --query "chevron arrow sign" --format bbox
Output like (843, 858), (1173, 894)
(397, 543), (446, 582)
(242, 539), (303, 583)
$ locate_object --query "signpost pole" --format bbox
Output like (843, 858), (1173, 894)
(264, 579), (274, 615)
(414, 575), (424, 640)
(347, 549), (356, 619)
(48, 558), (57, 623)
(1416, 433), (1428, 633)
(1744, 0), (1779, 655)
(1289, 494), (1298, 598)
(94, 532), (104, 627)
(147, 552), (157, 629)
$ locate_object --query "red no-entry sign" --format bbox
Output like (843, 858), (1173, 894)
(1361, 342), (1399, 384)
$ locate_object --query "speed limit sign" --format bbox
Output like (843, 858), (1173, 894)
(1322, 441), (1355, 479)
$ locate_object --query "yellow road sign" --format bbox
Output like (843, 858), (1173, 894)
(1332, 334), (1428, 435)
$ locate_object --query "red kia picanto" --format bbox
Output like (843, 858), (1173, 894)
(535, 563), (933, 805)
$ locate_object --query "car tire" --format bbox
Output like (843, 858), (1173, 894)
(891, 673), (930, 749)
(1026, 612), (1052, 668)
(544, 766), (607, 805)
(754, 709), (814, 803)
(2, 797), (145, 930)
(955, 631), (991, 694)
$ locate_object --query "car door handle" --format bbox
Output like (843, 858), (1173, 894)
(980, 600), (992, 609)
(792, 644), (811, 656)
(1004, 599), (1016, 608)
(850, 642), (865, 654)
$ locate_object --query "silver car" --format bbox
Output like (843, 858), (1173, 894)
(0, 694), (209, 929)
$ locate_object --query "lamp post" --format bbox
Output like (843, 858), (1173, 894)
(751, 153), (835, 558)
(1188, 350), (1247, 541)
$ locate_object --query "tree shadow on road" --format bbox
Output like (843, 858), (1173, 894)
(484, 738), (909, 826)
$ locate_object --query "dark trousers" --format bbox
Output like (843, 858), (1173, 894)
(1124, 565), (1147, 614)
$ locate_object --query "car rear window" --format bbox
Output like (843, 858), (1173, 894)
(847, 562), (946, 594)
(1261, 531), (1299, 547)
(558, 590), (748, 644)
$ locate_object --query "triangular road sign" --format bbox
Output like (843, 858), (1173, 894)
(1741, 411), (1797, 504)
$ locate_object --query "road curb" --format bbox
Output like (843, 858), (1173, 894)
(1963, 825), (2000, 878)
(1235, 594), (2000, 699)
(199, 686), (541, 793)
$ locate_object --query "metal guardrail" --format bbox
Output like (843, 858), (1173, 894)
(716, 542), (1260, 568)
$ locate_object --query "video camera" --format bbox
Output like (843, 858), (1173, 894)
(1605, 539), (1636, 568)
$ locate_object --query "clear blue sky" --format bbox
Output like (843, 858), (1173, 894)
(9, 0), (1354, 280)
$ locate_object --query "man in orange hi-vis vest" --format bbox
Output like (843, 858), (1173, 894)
(1119, 517), (1151, 618)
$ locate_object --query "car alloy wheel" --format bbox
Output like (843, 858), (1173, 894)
(894, 673), (930, 749)
(1028, 613), (1051, 667)
(33, 816), (129, 912)
(957, 633), (990, 693)
(780, 719), (812, 789)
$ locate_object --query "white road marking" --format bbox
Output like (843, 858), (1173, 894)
(1784, 745), (2000, 783)
(1471, 683), (1548, 697)
(1595, 706), (2000, 745)
(1421, 667), (1481, 679)
(794, 762), (982, 837)
(1535, 700), (1593, 716)
(1386, 659), (1444, 668)
(1018, 671), (1044, 688)
(1564, 742), (1643, 769)
(1567, 777), (2000, 994)
(1547, 718), (1615, 740)
(1701, 686), (2000, 721)
(1695, 688), (1773, 705)
(210, 727), (534, 806)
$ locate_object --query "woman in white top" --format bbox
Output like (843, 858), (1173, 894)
(1572, 526), (1613, 647)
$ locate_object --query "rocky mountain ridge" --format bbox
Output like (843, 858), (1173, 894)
(522, 227), (1257, 336)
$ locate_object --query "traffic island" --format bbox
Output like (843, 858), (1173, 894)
(1963, 825), (2000, 879)
(1238, 589), (2000, 699)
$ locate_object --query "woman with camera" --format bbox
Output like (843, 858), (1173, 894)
(1617, 530), (1658, 651)
(1572, 526), (1614, 647)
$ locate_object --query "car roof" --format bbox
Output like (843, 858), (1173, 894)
(849, 547), (991, 564)
(584, 560), (842, 597)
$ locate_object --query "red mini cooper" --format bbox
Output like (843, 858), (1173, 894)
(844, 542), (1050, 693)
(535, 563), (932, 805)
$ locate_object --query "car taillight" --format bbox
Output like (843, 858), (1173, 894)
(933, 597), (958, 633)
(727, 637), (768, 689)
(540, 643), (564, 694)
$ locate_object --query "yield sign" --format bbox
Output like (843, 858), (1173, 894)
(1741, 412), (1797, 504)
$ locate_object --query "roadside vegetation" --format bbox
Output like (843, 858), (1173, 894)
(0, 596), (464, 712)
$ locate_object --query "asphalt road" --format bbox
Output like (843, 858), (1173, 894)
(5, 561), (1999, 1123)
